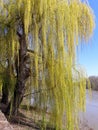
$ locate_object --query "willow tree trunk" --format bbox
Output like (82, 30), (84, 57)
(6, 33), (30, 115)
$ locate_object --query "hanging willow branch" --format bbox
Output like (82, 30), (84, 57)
(0, 0), (95, 130)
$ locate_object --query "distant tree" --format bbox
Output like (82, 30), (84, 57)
(88, 76), (98, 90)
(0, 0), (94, 130)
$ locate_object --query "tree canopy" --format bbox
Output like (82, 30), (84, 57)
(0, 0), (95, 130)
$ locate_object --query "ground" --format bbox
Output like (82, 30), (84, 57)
(0, 111), (13, 130)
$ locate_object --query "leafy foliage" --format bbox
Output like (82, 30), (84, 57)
(0, 0), (95, 130)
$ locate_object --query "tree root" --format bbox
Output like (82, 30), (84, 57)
(6, 114), (55, 130)
(7, 115), (40, 129)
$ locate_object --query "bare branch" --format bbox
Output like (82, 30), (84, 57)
(23, 86), (56, 98)
(27, 49), (35, 54)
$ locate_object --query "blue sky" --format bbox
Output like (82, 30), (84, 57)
(78, 0), (98, 76)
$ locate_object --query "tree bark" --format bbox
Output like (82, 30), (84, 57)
(6, 32), (30, 115)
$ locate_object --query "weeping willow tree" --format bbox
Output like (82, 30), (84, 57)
(0, 0), (95, 130)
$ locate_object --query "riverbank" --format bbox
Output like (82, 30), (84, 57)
(0, 90), (98, 130)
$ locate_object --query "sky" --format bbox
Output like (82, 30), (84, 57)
(78, 0), (98, 76)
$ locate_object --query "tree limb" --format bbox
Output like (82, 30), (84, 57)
(23, 86), (56, 98)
